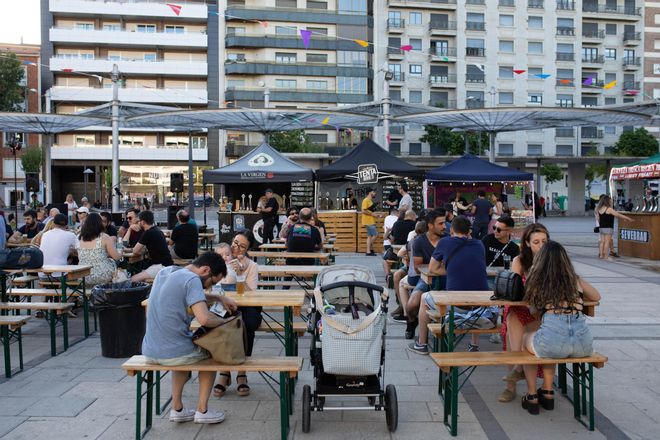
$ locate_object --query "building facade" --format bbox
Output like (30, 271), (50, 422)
(643, 0), (660, 138)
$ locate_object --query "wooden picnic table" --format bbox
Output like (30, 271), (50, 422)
(259, 243), (335, 252)
(418, 264), (502, 287)
(6, 242), (33, 248)
(250, 251), (330, 265)
(258, 265), (324, 278)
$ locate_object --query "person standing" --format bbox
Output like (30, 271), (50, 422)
(257, 189), (278, 244)
(29, 193), (43, 210)
(595, 195), (632, 260)
(65, 193), (78, 227)
(361, 187), (378, 256)
(397, 181), (413, 213)
(471, 191), (493, 240)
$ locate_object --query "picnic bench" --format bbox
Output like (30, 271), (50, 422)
(1, 315), (30, 378)
(0, 302), (74, 356)
(250, 251), (331, 265)
(257, 265), (324, 280)
(122, 355), (302, 440)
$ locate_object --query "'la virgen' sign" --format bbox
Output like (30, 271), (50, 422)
(357, 164), (378, 185)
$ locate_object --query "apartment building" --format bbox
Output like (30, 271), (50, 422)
(643, 1), (660, 138)
(374, 0), (644, 158)
(40, 0), (219, 203)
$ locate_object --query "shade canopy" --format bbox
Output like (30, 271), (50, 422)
(125, 108), (377, 132)
(610, 153), (660, 181)
(333, 100), (443, 118)
(203, 143), (314, 184)
(426, 154), (534, 182)
(315, 138), (424, 181)
(0, 112), (107, 133)
(74, 102), (179, 119)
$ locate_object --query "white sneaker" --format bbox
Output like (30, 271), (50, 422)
(194, 409), (226, 424)
(489, 333), (502, 344)
(169, 407), (195, 422)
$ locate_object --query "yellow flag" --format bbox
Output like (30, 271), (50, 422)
(354, 39), (369, 47)
(322, 117), (330, 125)
(603, 80), (617, 89)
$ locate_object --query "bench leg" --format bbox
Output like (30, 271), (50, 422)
(49, 310), (57, 356)
(2, 324), (10, 378)
(588, 363), (595, 431)
(62, 313), (69, 352)
(279, 371), (290, 440)
(17, 326), (23, 373)
(82, 279), (90, 338)
(572, 363), (581, 420)
(442, 366), (459, 436)
(557, 363), (567, 394)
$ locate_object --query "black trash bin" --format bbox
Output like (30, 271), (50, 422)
(91, 282), (150, 358)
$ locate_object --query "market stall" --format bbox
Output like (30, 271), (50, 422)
(315, 138), (424, 252)
(203, 143), (315, 245)
(609, 154), (660, 260)
(425, 154), (535, 239)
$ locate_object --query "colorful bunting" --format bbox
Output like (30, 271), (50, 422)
(300, 29), (312, 49)
(583, 77), (593, 86)
(534, 73), (551, 79)
(321, 117), (330, 125)
(603, 80), (617, 89)
(441, 57), (449, 61)
(354, 39), (369, 48)
(400, 45), (413, 52)
(258, 20), (268, 28)
(559, 79), (573, 84)
(166, 3), (182, 16)
(62, 68), (73, 72)
(513, 69), (526, 75)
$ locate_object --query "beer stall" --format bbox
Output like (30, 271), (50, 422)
(314, 139), (425, 252)
(609, 153), (660, 260)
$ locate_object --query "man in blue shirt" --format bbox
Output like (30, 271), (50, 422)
(142, 252), (237, 424)
(471, 191), (493, 240)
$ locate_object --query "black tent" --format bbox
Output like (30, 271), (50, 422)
(315, 138), (424, 181)
(426, 154), (533, 182)
(203, 143), (314, 184)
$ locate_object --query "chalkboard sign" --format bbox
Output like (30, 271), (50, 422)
(381, 179), (423, 211)
(290, 181), (315, 208)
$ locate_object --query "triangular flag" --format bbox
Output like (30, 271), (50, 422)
(603, 80), (617, 89)
(258, 20), (268, 28)
(300, 29), (312, 49)
(22, 61), (36, 66)
(400, 45), (413, 52)
(386, 134), (391, 145)
(442, 57), (449, 61)
(513, 69), (526, 75)
(166, 3), (182, 15)
(321, 117), (329, 125)
(472, 63), (484, 72)
(62, 68), (73, 72)
(582, 77), (593, 86)
(559, 79), (573, 84)
(534, 73), (551, 79)
(625, 90), (640, 95)
(354, 39), (369, 48)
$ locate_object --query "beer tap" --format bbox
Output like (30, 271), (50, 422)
(248, 194), (253, 211)
(241, 194), (246, 212)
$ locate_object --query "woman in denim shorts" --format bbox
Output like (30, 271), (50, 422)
(520, 241), (601, 415)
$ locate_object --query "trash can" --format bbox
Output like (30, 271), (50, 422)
(91, 282), (150, 358)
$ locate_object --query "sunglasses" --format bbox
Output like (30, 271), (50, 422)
(495, 227), (508, 233)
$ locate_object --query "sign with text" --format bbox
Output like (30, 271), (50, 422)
(619, 228), (650, 243)
(357, 164), (378, 185)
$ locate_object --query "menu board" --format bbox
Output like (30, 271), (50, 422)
(289, 181), (315, 208)
(381, 179), (424, 211)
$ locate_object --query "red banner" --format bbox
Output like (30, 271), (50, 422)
(610, 163), (660, 180)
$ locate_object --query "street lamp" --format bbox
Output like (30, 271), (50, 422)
(83, 168), (94, 200)
(487, 87), (498, 163)
(7, 134), (22, 223)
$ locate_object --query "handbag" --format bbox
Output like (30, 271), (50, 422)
(0, 247), (43, 269)
(593, 226), (600, 233)
(192, 312), (247, 364)
(382, 247), (397, 261)
(491, 270), (525, 301)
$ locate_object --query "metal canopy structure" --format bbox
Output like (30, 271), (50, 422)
(123, 108), (378, 132)
(333, 100), (443, 118)
(74, 102), (180, 120)
(0, 112), (108, 133)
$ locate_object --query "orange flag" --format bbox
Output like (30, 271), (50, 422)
(354, 39), (369, 47)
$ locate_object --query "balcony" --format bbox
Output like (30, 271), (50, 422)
(466, 0), (485, 4)
(50, 56), (207, 76)
(428, 99), (457, 108)
(466, 47), (486, 57)
(390, 126), (405, 137)
(466, 99), (485, 109)
(466, 73), (485, 83)
(225, 87), (371, 104)
(556, 26), (575, 36)
(429, 74), (457, 87)
(581, 129), (604, 139)
(556, 52), (575, 62)
(49, 0), (208, 20)
(582, 4), (642, 19)
(555, 128), (575, 138)
(387, 48), (404, 59)
(429, 21), (458, 34)
(528, 0), (544, 8)
(623, 57), (641, 69)
(387, 18), (405, 32)
(51, 145), (208, 162)
(387, 0), (457, 9)
(49, 86), (207, 104)
(556, 78), (574, 86)
(429, 47), (458, 60)
(224, 61), (371, 78)
(390, 72), (405, 82)
(225, 33), (369, 52)
(623, 32), (641, 45)
(466, 21), (486, 31)
(49, 27), (207, 49)
(582, 55), (604, 64)
(226, 6), (370, 26)
(623, 81), (640, 91)
(556, 0), (575, 10)
(582, 80), (605, 90)
(582, 29), (605, 40)
(499, 0), (515, 6)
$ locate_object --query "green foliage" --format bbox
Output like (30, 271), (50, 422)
(584, 150), (607, 185)
(0, 52), (25, 111)
(104, 167), (112, 189)
(613, 127), (659, 157)
(540, 164), (563, 184)
(420, 126), (488, 155)
(269, 130), (321, 153)
(20, 147), (42, 173)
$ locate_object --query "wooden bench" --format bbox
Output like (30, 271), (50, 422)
(10, 275), (39, 287)
(257, 280), (311, 289)
(431, 351), (608, 436)
(122, 355), (302, 440)
(0, 302), (74, 356)
(427, 323), (502, 351)
(0, 315), (31, 378)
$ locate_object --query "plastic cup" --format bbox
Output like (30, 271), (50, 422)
(236, 275), (246, 296)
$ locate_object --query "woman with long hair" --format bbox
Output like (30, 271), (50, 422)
(77, 213), (122, 286)
(520, 241), (601, 414)
(65, 193), (78, 227)
(489, 193), (504, 233)
(498, 223), (549, 403)
(595, 195), (632, 260)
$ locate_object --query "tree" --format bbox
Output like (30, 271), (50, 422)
(0, 52), (25, 111)
(612, 127), (659, 157)
(584, 151), (608, 197)
(420, 126), (488, 155)
(269, 130), (320, 153)
(20, 147), (42, 173)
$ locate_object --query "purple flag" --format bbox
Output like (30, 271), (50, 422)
(583, 77), (593, 86)
(300, 29), (312, 49)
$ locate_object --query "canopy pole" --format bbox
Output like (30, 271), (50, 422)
(605, 159), (611, 196)
(111, 64), (120, 213)
(44, 90), (53, 205)
(488, 132), (496, 163)
(188, 131), (195, 220)
(423, 179), (428, 209)
(203, 183), (207, 225)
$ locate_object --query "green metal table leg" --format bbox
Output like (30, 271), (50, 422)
(558, 363), (567, 394)
(2, 325), (10, 378)
(443, 367), (451, 425)
(62, 312), (69, 351)
(450, 366), (458, 436)
(580, 363), (587, 416)
(279, 371), (289, 440)
(82, 278), (89, 337)
(155, 371), (161, 415)
(588, 363), (595, 431)
(284, 307), (293, 356)
(572, 363), (581, 419)
(17, 326), (23, 373)
(145, 371), (153, 430)
(49, 310), (57, 356)
(136, 373), (143, 440)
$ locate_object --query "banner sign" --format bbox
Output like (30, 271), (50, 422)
(619, 228), (650, 243)
(610, 164), (660, 180)
(357, 164), (378, 185)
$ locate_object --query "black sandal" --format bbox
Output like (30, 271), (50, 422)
(537, 388), (555, 410)
(521, 393), (539, 415)
(236, 374), (250, 397)
(213, 373), (231, 397)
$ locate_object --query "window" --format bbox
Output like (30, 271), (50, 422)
(605, 97), (616, 105)
(409, 64), (422, 76)
(226, 79), (245, 88)
(75, 23), (94, 30)
(308, 133), (328, 143)
(499, 40), (514, 53)
(388, 63), (402, 80)
(409, 12), (422, 25)
(143, 53), (157, 62)
(306, 80), (328, 89)
(307, 27), (328, 35)
(499, 14), (514, 26)
(337, 51), (367, 66)
(275, 79), (297, 88)
(527, 144), (542, 155)
(409, 143), (422, 155)
(388, 11), (402, 26)
(605, 72), (617, 83)
(103, 24), (120, 31)
(409, 90), (422, 103)
(307, 1), (328, 9)
(556, 145), (573, 155)
(165, 25), (185, 34)
(604, 126), (616, 135)
(275, 26), (296, 35)
(557, 68), (573, 79)
(410, 39), (422, 51)
(275, 52), (297, 64)
(499, 143), (514, 156)
(499, 66), (514, 79)
(116, 136), (145, 147)
(136, 24), (156, 33)
(528, 93), (543, 104)
(605, 48), (616, 60)
(227, 27), (245, 35)
(528, 67), (543, 76)
(227, 53), (246, 62)
(528, 42), (543, 54)
(306, 53), (327, 63)
(337, 77), (367, 94)
(499, 92), (514, 104)
(528, 16), (543, 29)
(338, 0), (368, 14)
(605, 23), (617, 35)
(74, 135), (95, 146)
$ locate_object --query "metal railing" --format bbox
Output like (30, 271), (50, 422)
(623, 32), (641, 43)
(466, 47), (486, 57)
(466, 73), (485, 82)
(623, 57), (641, 67)
(556, 100), (574, 107)
(555, 128), (575, 137)
(466, 99), (485, 109)
(391, 72), (405, 81)
(582, 55), (604, 63)
(466, 21), (486, 31)
(582, 29), (605, 38)
(581, 129), (604, 139)
(429, 21), (458, 31)
(556, 52), (574, 61)
(499, 0), (515, 6)
(556, 78), (574, 86)
(429, 47), (458, 57)
(556, 0), (575, 10)
(556, 26), (575, 36)
(429, 74), (457, 85)
(528, 0), (544, 8)
(582, 4), (641, 16)
(387, 18), (405, 30)
(428, 99), (457, 108)
(623, 81), (640, 90)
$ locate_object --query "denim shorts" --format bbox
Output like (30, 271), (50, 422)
(366, 225), (377, 236)
(533, 313), (593, 359)
(145, 346), (210, 367)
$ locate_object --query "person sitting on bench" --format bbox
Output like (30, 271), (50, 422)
(131, 210), (173, 282)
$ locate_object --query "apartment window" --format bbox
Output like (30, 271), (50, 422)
(557, 68), (573, 79)
(605, 73), (616, 83)
(338, 0), (368, 14)
(337, 51), (367, 66)
(75, 23), (94, 30)
(306, 80), (328, 89)
(103, 24), (120, 31)
(528, 42), (543, 54)
(499, 14), (514, 27)
(74, 135), (95, 146)
(605, 23), (617, 35)
(556, 94), (573, 106)
(227, 27), (245, 35)
(528, 93), (543, 104)
(388, 11), (402, 26)
(276, 0), (297, 6)
(337, 77), (367, 94)
(499, 92), (514, 104)
(605, 48), (616, 60)
(409, 143), (422, 155)
(528, 144), (542, 155)
(227, 53), (246, 62)
(275, 79), (297, 88)
(499, 40), (514, 53)
(143, 53), (157, 62)
(604, 126), (616, 135)
(306, 53), (328, 63)
(605, 97), (616, 105)
(307, 1), (328, 9)
(226, 80), (245, 88)
(556, 145), (573, 155)
(409, 64), (422, 76)
(136, 24), (156, 33)
(410, 39), (422, 51)
(409, 12), (422, 25)
(275, 52), (297, 64)
(528, 67), (543, 77)
(499, 66), (514, 79)
(499, 143), (514, 156)
(388, 64), (402, 80)
(165, 25), (185, 34)
(307, 27), (328, 35)
(409, 90), (422, 103)
(275, 26), (296, 35)
(116, 136), (145, 147)
(557, 18), (574, 35)
(528, 16), (543, 29)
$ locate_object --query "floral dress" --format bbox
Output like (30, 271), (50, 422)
(77, 238), (116, 286)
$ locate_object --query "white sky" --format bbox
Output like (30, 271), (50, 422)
(0, 0), (41, 45)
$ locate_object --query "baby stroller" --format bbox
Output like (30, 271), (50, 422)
(302, 265), (398, 433)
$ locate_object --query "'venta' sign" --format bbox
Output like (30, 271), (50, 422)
(619, 228), (650, 243)
(357, 164), (378, 184)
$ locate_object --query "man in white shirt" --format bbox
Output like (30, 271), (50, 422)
(398, 181), (413, 213)
(40, 214), (77, 270)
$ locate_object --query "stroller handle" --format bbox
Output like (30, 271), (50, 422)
(319, 280), (384, 294)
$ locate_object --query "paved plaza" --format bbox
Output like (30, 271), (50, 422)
(0, 216), (659, 439)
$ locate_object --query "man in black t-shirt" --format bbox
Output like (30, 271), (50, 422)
(481, 215), (520, 267)
(258, 188), (279, 244)
(100, 212), (118, 243)
(471, 191), (493, 240)
(390, 210), (417, 245)
(132, 210), (174, 282)
(286, 207), (322, 265)
(168, 209), (199, 259)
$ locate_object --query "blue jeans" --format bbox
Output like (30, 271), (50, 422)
(533, 313), (593, 359)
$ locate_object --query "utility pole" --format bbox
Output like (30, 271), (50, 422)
(44, 89), (53, 205)
(111, 64), (120, 212)
(188, 131), (195, 220)
(382, 70), (393, 149)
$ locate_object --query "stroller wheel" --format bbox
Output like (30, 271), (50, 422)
(302, 385), (312, 433)
(385, 384), (398, 432)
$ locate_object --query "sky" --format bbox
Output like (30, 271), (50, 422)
(0, 0), (41, 45)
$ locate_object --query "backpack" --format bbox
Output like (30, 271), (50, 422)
(0, 247), (44, 270)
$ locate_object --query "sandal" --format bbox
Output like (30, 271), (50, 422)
(498, 388), (517, 403)
(521, 393), (539, 415)
(537, 388), (554, 411)
(212, 373), (231, 398)
(236, 374), (250, 397)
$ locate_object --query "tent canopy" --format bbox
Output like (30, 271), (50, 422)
(315, 138), (424, 181)
(203, 143), (314, 184)
(426, 154), (534, 182)
(610, 153), (660, 181)
(0, 112), (108, 133)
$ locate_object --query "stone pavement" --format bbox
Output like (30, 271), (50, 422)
(1, 217), (659, 439)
